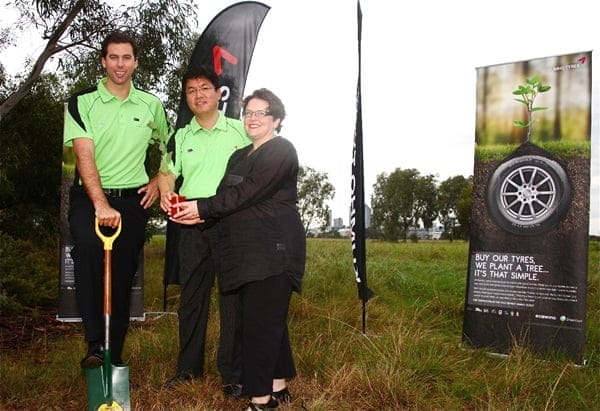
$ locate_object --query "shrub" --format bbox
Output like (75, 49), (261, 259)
(0, 233), (57, 314)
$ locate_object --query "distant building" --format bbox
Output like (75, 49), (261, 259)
(407, 225), (444, 240)
(333, 217), (344, 229)
(338, 228), (352, 238)
(347, 203), (371, 228)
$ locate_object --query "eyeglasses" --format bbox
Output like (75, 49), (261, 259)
(185, 86), (215, 96)
(242, 109), (271, 119)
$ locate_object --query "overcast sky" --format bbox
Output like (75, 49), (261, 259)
(1, 0), (598, 234)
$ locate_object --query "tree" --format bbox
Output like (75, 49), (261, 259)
(414, 173), (438, 230)
(371, 172), (396, 241)
(438, 175), (470, 241)
(455, 179), (473, 240)
(371, 168), (439, 242)
(0, 73), (66, 240)
(371, 171), (401, 241)
(297, 166), (335, 234)
(0, 73), (66, 314)
(0, 28), (9, 91)
(159, 33), (200, 115)
(0, 0), (196, 122)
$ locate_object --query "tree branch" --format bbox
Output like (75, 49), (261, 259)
(0, 0), (86, 122)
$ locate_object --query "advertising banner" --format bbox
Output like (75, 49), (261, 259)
(462, 52), (592, 364)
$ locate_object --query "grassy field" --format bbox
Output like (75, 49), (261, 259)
(1, 237), (598, 410)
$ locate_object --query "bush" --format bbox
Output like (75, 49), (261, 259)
(0, 233), (58, 314)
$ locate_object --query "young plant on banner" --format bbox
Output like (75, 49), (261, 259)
(512, 75), (551, 142)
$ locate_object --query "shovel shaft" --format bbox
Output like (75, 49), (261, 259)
(94, 218), (122, 407)
(87, 219), (130, 410)
(104, 249), (112, 317)
(104, 242), (113, 402)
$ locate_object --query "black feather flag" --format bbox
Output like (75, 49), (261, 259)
(350, 0), (373, 333)
(175, 1), (270, 127)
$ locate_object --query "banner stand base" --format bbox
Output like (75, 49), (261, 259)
(458, 342), (588, 368)
(56, 314), (147, 323)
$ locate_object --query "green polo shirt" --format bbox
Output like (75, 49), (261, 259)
(167, 113), (250, 198)
(64, 78), (170, 188)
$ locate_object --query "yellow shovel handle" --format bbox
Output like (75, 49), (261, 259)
(94, 218), (122, 250)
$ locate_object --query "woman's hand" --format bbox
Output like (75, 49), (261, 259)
(170, 200), (205, 225)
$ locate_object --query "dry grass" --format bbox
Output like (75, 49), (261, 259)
(0, 237), (598, 410)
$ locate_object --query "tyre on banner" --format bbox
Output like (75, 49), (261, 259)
(486, 153), (571, 236)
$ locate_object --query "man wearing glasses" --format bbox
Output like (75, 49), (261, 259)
(158, 66), (250, 395)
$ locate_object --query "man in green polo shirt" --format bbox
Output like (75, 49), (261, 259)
(64, 31), (170, 369)
(158, 66), (250, 395)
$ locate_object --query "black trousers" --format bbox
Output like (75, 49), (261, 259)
(175, 225), (242, 381)
(217, 290), (243, 384)
(68, 186), (148, 363)
(239, 273), (297, 397)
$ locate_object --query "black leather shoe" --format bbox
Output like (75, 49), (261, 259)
(224, 383), (243, 398)
(272, 387), (291, 403)
(162, 373), (195, 389)
(80, 343), (103, 369)
(245, 397), (278, 410)
(80, 353), (103, 368)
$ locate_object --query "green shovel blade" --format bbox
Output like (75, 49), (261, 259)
(85, 364), (130, 411)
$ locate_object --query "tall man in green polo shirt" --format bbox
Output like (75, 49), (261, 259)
(158, 66), (250, 395)
(64, 31), (170, 368)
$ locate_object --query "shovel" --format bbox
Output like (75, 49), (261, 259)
(85, 218), (131, 411)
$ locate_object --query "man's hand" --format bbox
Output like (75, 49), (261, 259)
(157, 171), (177, 213)
(139, 177), (159, 209)
(95, 204), (121, 228)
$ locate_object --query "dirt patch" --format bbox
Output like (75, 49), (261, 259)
(0, 307), (79, 351)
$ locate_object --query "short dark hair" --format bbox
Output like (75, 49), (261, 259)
(101, 31), (138, 58)
(182, 66), (220, 89)
(243, 88), (286, 132)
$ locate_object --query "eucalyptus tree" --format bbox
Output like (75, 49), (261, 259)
(371, 168), (438, 241)
(455, 179), (473, 240)
(0, 73), (66, 240)
(0, 28), (9, 91)
(0, 0), (196, 122)
(438, 175), (471, 241)
(414, 173), (438, 231)
(297, 166), (335, 234)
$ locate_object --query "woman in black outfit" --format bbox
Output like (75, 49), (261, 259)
(172, 88), (305, 410)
